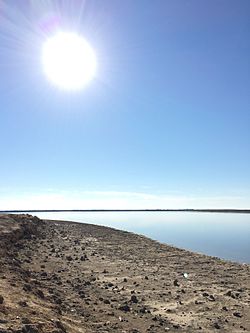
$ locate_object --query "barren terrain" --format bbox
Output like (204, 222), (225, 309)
(0, 214), (249, 332)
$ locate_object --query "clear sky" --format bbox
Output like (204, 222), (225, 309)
(0, 0), (249, 209)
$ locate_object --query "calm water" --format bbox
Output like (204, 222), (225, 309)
(31, 212), (250, 264)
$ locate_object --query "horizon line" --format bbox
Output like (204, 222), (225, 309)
(1, 209), (250, 214)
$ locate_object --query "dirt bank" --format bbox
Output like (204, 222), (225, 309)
(0, 214), (249, 332)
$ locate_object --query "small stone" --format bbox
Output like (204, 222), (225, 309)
(103, 299), (110, 304)
(56, 320), (67, 332)
(195, 300), (203, 305)
(214, 322), (221, 329)
(22, 325), (39, 333)
(0, 295), (4, 304)
(233, 312), (242, 318)
(173, 279), (180, 287)
(139, 306), (147, 313)
(18, 301), (28, 307)
(36, 290), (45, 299)
(131, 295), (138, 303)
(208, 295), (215, 301)
(119, 304), (130, 312)
(23, 284), (32, 292)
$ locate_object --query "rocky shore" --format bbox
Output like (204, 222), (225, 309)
(0, 214), (249, 332)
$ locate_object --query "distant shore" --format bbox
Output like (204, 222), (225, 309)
(1, 208), (250, 213)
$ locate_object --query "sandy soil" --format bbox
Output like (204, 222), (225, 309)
(0, 214), (249, 333)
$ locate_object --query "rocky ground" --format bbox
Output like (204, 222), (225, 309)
(0, 214), (249, 333)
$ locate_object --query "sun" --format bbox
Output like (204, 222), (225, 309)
(42, 31), (97, 91)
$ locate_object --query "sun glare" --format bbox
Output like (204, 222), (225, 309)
(42, 32), (97, 91)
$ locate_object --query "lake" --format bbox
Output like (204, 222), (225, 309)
(29, 211), (250, 264)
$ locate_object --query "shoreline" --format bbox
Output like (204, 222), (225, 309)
(45, 218), (248, 265)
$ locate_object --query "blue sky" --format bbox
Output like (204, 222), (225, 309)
(0, 0), (249, 209)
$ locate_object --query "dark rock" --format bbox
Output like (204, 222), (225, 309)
(173, 324), (180, 329)
(225, 290), (237, 298)
(55, 320), (67, 333)
(202, 292), (209, 297)
(214, 322), (221, 329)
(208, 295), (215, 301)
(233, 312), (242, 318)
(54, 296), (62, 304)
(104, 299), (110, 304)
(0, 295), (4, 304)
(119, 304), (130, 312)
(80, 254), (88, 261)
(195, 300), (204, 305)
(23, 284), (32, 292)
(84, 281), (91, 286)
(130, 295), (138, 303)
(36, 289), (45, 299)
(139, 306), (147, 313)
(22, 325), (39, 333)
(173, 279), (180, 287)
(18, 301), (28, 307)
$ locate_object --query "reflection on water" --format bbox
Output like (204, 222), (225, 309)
(33, 212), (250, 263)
